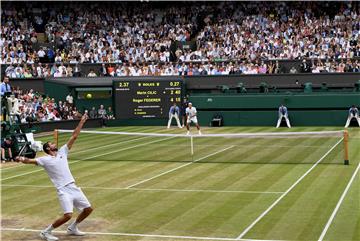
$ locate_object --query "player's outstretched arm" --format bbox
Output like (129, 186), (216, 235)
(15, 156), (37, 165)
(67, 114), (88, 150)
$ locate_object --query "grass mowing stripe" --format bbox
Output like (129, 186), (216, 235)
(69, 136), (151, 155)
(0, 227), (286, 241)
(0, 136), (151, 173)
(167, 136), (310, 192)
(1, 164), (29, 171)
(318, 162), (360, 241)
(148, 138), (255, 189)
(236, 137), (344, 240)
(0, 184), (284, 194)
(161, 138), (273, 190)
(125, 145), (234, 189)
(255, 154), (347, 239)
(1, 130), (157, 173)
(83, 137), (192, 163)
(59, 125), (177, 150)
(1, 137), (175, 181)
(243, 137), (336, 193)
(193, 135), (269, 164)
(186, 137), (320, 236)
(0, 127), (289, 171)
(74, 161), (174, 187)
(217, 136), (333, 195)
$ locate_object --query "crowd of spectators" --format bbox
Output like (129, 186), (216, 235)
(1, 77), (114, 123)
(1, 2), (199, 64)
(300, 58), (360, 73)
(193, 2), (359, 61)
(95, 59), (360, 75)
(1, 1), (359, 76)
(3, 58), (360, 78)
(3, 63), (76, 78)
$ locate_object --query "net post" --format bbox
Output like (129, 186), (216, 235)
(190, 136), (194, 156)
(344, 130), (349, 165)
(54, 129), (59, 148)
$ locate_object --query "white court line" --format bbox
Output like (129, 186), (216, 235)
(0, 136), (151, 172)
(0, 164), (24, 171)
(0, 227), (286, 241)
(318, 162), (360, 241)
(1, 184), (284, 194)
(126, 145), (234, 189)
(1, 137), (175, 181)
(236, 137), (344, 240)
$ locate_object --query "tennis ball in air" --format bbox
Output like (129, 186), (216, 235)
(86, 93), (92, 99)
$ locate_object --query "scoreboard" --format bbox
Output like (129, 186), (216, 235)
(114, 79), (183, 119)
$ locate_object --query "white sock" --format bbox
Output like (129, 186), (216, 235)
(69, 221), (78, 229)
(44, 224), (54, 232)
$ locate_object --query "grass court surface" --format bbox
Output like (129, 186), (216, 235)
(1, 126), (359, 241)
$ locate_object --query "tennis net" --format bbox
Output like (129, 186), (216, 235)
(55, 129), (349, 165)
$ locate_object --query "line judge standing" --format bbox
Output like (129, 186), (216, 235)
(167, 102), (182, 129)
(276, 104), (291, 128)
(345, 105), (360, 128)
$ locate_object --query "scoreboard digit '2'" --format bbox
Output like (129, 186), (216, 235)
(114, 79), (183, 119)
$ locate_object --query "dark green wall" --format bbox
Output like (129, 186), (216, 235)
(189, 93), (360, 126)
(44, 81), (70, 101)
(189, 93), (360, 109)
(198, 110), (348, 126)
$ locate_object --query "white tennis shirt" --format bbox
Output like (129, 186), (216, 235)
(186, 107), (197, 118)
(36, 145), (75, 189)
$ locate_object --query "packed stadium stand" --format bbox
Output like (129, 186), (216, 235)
(1, 1), (359, 77)
(1, 1), (359, 127)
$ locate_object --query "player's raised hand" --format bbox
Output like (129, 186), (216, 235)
(81, 113), (88, 122)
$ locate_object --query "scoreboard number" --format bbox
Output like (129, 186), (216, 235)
(170, 97), (181, 102)
(119, 82), (129, 87)
(114, 80), (183, 119)
(170, 81), (180, 87)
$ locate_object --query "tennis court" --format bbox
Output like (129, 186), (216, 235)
(1, 126), (359, 241)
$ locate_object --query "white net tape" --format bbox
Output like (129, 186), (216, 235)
(57, 129), (344, 138)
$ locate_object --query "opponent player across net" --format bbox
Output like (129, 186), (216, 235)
(186, 102), (202, 135)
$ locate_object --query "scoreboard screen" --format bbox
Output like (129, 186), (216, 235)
(114, 79), (183, 119)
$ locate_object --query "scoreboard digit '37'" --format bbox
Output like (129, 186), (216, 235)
(114, 79), (183, 119)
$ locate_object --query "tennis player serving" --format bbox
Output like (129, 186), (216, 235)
(16, 114), (93, 241)
(186, 102), (201, 135)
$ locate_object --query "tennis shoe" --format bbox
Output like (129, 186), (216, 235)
(67, 226), (85, 236)
(186, 131), (190, 135)
(40, 231), (58, 241)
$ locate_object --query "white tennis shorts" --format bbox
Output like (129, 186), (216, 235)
(57, 183), (91, 213)
(187, 116), (198, 124)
